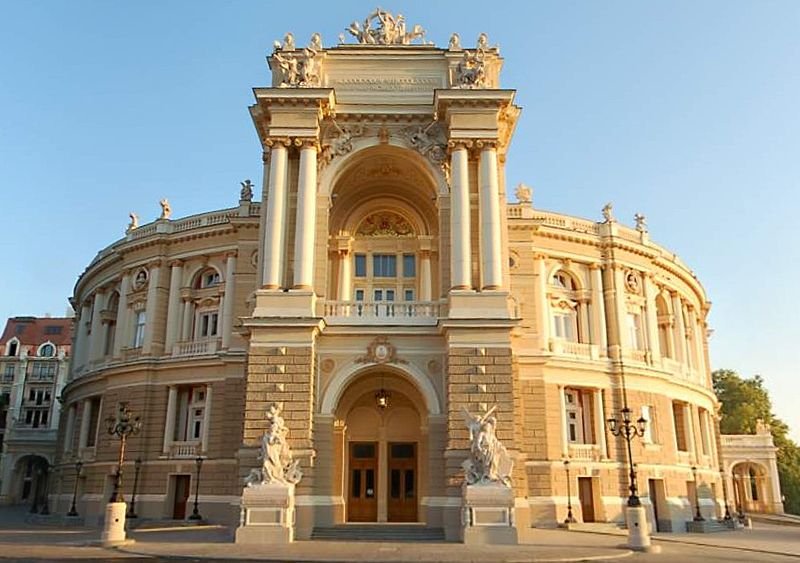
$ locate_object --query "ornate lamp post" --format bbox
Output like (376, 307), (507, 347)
(691, 466), (705, 521)
(67, 460), (83, 517)
(606, 406), (647, 506)
(563, 459), (577, 524)
(188, 456), (204, 520)
(719, 469), (732, 521)
(105, 402), (142, 502)
(127, 458), (142, 518)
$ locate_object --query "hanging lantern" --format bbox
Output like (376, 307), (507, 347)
(375, 388), (391, 409)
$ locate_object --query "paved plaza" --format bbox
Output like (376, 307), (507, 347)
(0, 507), (798, 563)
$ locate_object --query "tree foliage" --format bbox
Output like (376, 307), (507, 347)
(713, 369), (800, 515)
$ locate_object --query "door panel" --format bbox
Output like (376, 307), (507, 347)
(578, 477), (595, 523)
(387, 442), (417, 522)
(172, 475), (191, 519)
(348, 442), (378, 522)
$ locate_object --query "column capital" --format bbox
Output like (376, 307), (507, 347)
(293, 137), (320, 150)
(588, 262), (603, 271)
(168, 259), (184, 269)
(447, 139), (473, 151)
(147, 258), (163, 270)
(533, 252), (548, 261)
(265, 137), (292, 148)
(225, 250), (238, 260)
(475, 139), (498, 151)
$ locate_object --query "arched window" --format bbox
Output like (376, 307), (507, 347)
(38, 343), (55, 357)
(550, 270), (583, 343)
(194, 268), (221, 289)
(656, 294), (672, 358)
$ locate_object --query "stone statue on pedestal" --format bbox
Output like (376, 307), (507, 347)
(462, 406), (513, 487)
(245, 403), (302, 486)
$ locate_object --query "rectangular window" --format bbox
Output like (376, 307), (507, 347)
(133, 311), (146, 348)
(699, 408), (710, 455)
(198, 312), (219, 338)
(86, 397), (101, 447)
(627, 313), (642, 349)
(354, 254), (367, 278)
(553, 312), (577, 341)
(2, 364), (14, 382)
(672, 401), (688, 452)
(642, 405), (658, 444)
(403, 254), (416, 278)
(404, 289), (414, 302)
(373, 254), (397, 277)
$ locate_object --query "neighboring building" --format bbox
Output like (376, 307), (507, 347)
(0, 316), (73, 506)
(54, 11), (763, 539)
(720, 421), (784, 515)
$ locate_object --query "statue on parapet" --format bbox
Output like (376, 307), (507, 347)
(462, 406), (513, 487)
(240, 179), (253, 202)
(345, 9), (427, 45)
(126, 212), (139, 233)
(634, 212), (647, 232)
(159, 198), (171, 220)
(602, 202), (614, 223)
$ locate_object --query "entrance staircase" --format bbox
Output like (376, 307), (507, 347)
(311, 524), (446, 542)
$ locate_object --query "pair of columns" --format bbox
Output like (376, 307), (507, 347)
(262, 139), (318, 291)
(449, 141), (503, 291)
(162, 385), (212, 455)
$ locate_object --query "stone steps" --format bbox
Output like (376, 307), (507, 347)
(311, 524), (446, 542)
(685, 519), (736, 533)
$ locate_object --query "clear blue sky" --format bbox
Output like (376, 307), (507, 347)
(1, 2), (798, 439)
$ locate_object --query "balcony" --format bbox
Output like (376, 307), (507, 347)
(172, 338), (220, 358)
(549, 339), (601, 360)
(322, 300), (443, 326)
(622, 348), (648, 364)
(568, 443), (602, 461)
(168, 440), (200, 458)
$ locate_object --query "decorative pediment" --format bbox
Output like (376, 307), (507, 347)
(356, 211), (415, 237)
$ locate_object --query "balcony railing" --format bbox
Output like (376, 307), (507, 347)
(549, 339), (601, 360)
(568, 443), (601, 461)
(168, 441), (200, 458)
(322, 300), (443, 326)
(172, 338), (220, 358)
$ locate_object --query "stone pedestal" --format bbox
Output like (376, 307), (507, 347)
(462, 484), (518, 545)
(100, 501), (127, 546)
(235, 483), (296, 544)
(625, 505), (660, 553)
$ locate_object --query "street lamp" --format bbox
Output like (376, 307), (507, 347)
(719, 469), (732, 521)
(691, 466), (705, 521)
(105, 402), (142, 503)
(67, 460), (83, 517)
(188, 456), (204, 520)
(563, 459), (577, 524)
(606, 406), (647, 506)
(127, 458), (142, 518)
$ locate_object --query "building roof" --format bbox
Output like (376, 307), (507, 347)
(0, 316), (74, 347)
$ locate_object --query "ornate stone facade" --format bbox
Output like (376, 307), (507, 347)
(51, 11), (780, 542)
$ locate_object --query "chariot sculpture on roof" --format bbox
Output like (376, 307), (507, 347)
(345, 8), (428, 45)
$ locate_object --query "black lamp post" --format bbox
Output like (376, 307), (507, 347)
(691, 466), (705, 521)
(720, 469), (732, 521)
(127, 458), (142, 518)
(563, 459), (577, 524)
(606, 406), (647, 507)
(67, 460), (83, 517)
(39, 463), (51, 515)
(105, 402), (142, 503)
(188, 456), (204, 520)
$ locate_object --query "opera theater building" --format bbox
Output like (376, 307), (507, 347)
(55, 12), (746, 542)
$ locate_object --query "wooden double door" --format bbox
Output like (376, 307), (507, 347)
(348, 441), (417, 522)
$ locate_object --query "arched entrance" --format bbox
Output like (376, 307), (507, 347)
(333, 366), (430, 523)
(731, 461), (771, 513)
(12, 455), (50, 507)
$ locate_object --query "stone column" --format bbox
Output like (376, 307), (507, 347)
(78, 398), (92, 449)
(87, 290), (105, 363)
(181, 298), (193, 342)
(594, 389), (608, 459)
(163, 386), (178, 455)
(558, 385), (569, 457)
(337, 250), (352, 301)
(449, 142), (471, 290)
(685, 403), (697, 462)
(164, 261), (183, 352)
(63, 404), (77, 453)
(76, 302), (91, 369)
(692, 311), (706, 377)
(578, 299), (591, 343)
(613, 266), (629, 351)
(222, 252), (237, 349)
(419, 250), (432, 301)
(671, 294), (687, 365)
(478, 143), (503, 290)
(262, 140), (289, 289)
(589, 264), (608, 354)
(113, 272), (130, 357)
(256, 150), (270, 288)
(201, 384), (213, 453)
(142, 262), (161, 354)
(643, 274), (660, 362)
(293, 141), (318, 290)
(535, 254), (550, 351)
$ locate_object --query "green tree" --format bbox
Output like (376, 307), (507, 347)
(713, 369), (800, 515)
